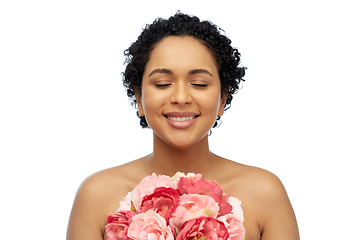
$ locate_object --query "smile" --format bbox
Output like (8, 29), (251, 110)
(166, 116), (196, 122)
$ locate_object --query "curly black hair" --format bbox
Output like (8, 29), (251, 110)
(123, 12), (246, 128)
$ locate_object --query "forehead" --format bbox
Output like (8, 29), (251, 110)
(144, 36), (218, 75)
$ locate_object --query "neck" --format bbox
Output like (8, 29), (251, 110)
(145, 132), (215, 178)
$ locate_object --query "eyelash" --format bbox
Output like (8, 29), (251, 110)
(155, 84), (171, 88)
(154, 83), (208, 88)
(192, 84), (207, 87)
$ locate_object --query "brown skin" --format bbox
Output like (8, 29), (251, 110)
(67, 36), (299, 240)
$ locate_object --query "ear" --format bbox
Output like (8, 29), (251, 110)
(134, 87), (144, 117)
(217, 94), (228, 117)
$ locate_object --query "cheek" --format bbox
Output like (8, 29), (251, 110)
(141, 89), (166, 114)
(196, 91), (222, 113)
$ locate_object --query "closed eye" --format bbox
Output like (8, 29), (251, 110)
(155, 83), (171, 88)
(192, 84), (208, 87)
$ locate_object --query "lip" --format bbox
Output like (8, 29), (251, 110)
(164, 111), (199, 129)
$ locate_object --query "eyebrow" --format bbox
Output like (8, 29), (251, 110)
(148, 68), (213, 77)
(189, 69), (213, 77)
(148, 68), (173, 76)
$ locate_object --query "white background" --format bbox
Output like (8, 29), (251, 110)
(1, 0), (359, 239)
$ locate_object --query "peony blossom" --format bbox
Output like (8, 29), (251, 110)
(228, 197), (244, 223)
(218, 214), (245, 240)
(177, 175), (232, 216)
(118, 185), (140, 212)
(176, 217), (229, 240)
(127, 210), (174, 240)
(107, 172), (245, 240)
(118, 173), (177, 212)
(171, 172), (202, 185)
(106, 210), (136, 240)
(138, 173), (177, 198)
(140, 187), (180, 222)
(171, 194), (219, 229)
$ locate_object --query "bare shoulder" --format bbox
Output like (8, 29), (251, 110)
(231, 163), (291, 214)
(79, 160), (143, 195)
(215, 158), (300, 240)
(67, 158), (148, 240)
(237, 163), (286, 195)
(215, 158), (285, 196)
(213, 158), (290, 210)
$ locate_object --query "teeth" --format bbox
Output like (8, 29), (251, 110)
(167, 116), (196, 121)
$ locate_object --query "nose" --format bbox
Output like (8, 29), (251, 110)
(169, 81), (192, 105)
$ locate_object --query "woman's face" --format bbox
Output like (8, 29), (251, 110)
(136, 36), (227, 149)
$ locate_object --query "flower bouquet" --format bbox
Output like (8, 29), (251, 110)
(106, 172), (245, 240)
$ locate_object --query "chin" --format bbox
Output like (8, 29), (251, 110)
(165, 133), (209, 150)
(171, 142), (196, 150)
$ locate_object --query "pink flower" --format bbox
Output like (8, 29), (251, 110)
(118, 173), (176, 212)
(218, 214), (245, 240)
(138, 173), (177, 198)
(228, 197), (244, 223)
(176, 217), (229, 240)
(118, 186), (140, 212)
(171, 194), (219, 229)
(106, 210), (136, 240)
(140, 187), (180, 222)
(109, 173), (246, 240)
(127, 210), (174, 240)
(177, 175), (232, 216)
(171, 172), (202, 185)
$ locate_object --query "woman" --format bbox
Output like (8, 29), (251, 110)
(67, 12), (299, 240)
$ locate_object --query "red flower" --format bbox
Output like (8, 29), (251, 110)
(177, 177), (232, 216)
(106, 210), (136, 240)
(140, 187), (180, 222)
(176, 217), (229, 240)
